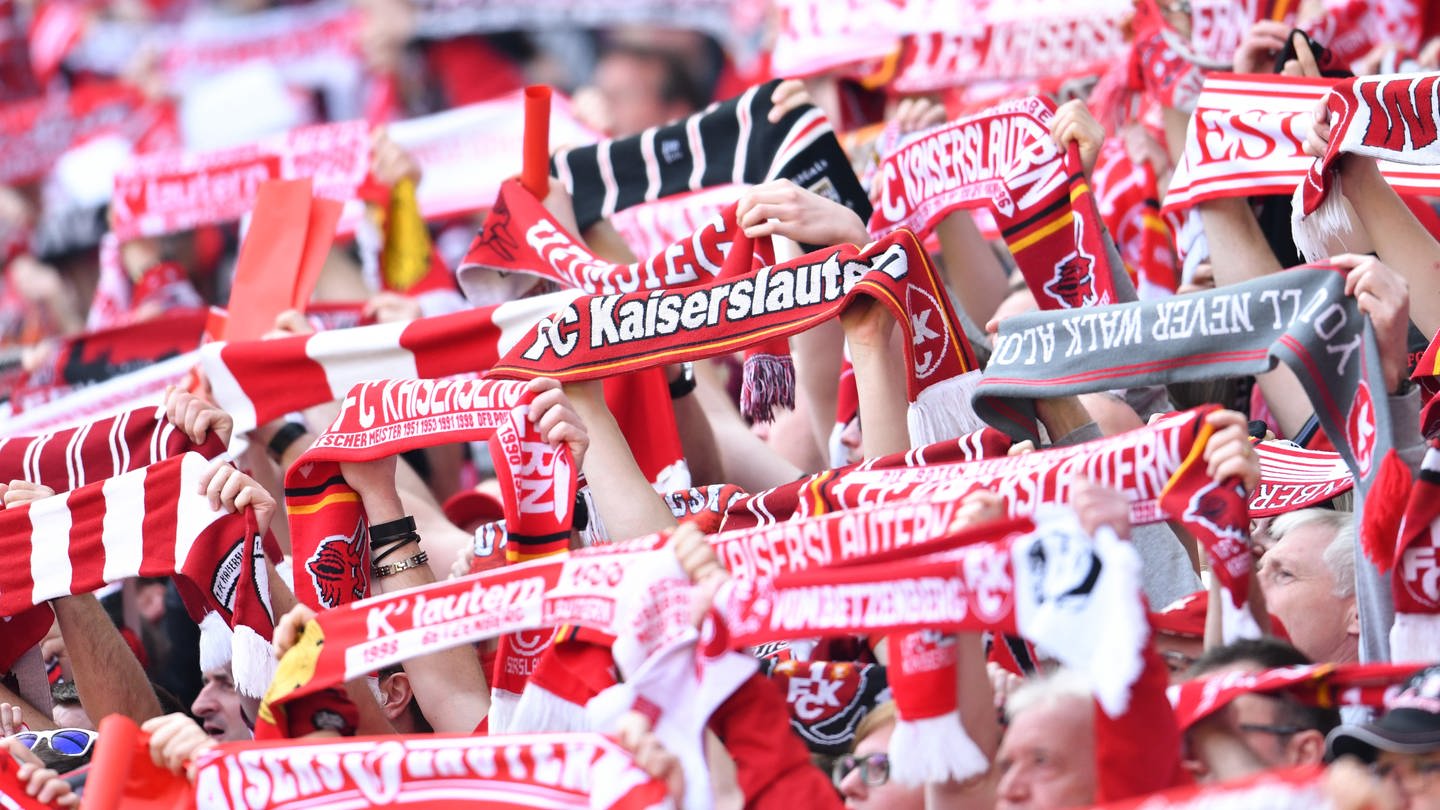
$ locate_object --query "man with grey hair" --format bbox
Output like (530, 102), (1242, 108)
(1257, 508), (1358, 664)
(995, 669), (1098, 810)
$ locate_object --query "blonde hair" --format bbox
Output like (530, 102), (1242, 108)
(852, 701), (897, 751)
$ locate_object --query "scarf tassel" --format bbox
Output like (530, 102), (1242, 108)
(907, 369), (986, 446)
(1290, 175), (1350, 264)
(888, 711), (990, 786)
(199, 612), (275, 699)
(509, 682), (595, 734)
(488, 688), (521, 734)
(1390, 613), (1440, 662)
(740, 350), (796, 423)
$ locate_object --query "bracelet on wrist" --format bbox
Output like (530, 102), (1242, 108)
(372, 536), (421, 566)
(373, 550), (429, 579)
(267, 421), (308, 461)
(369, 516), (417, 548)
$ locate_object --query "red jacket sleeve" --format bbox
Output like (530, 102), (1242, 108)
(708, 673), (843, 810)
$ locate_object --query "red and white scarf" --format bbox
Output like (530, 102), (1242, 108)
(1250, 441), (1354, 517)
(87, 723), (673, 810)
(1093, 138), (1178, 300)
(1168, 662), (1421, 731)
(0, 453), (274, 695)
(461, 179), (799, 421)
(867, 97), (1129, 310)
(199, 291), (577, 435)
(286, 378), (576, 611)
(716, 511), (1148, 719)
(730, 407), (1255, 603)
(1294, 73), (1440, 261)
(0, 403), (224, 490)
(487, 231), (985, 445)
(110, 120), (371, 241)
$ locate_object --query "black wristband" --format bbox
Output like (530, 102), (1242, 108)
(668, 362), (696, 399)
(369, 516), (417, 548)
(267, 421), (308, 461)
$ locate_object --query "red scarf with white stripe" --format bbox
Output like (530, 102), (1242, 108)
(1084, 766), (1325, 810)
(1294, 73), (1440, 261)
(0, 82), (172, 186)
(727, 407), (1254, 602)
(487, 230), (984, 442)
(0, 453), (273, 695)
(88, 726), (672, 810)
(867, 98), (1127, 310)
(460, 180), (794, 421)
(1093, 139), (1178, 299)
(0, 404), (224, 491)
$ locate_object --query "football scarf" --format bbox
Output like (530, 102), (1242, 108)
(976, 264), (1393, 520)
(0, 453), (274, 696)
(0, 755), (49, 810)
(285, 378), (576, 611)
(199, 290), (579, 435)
(551, 79), (871, 233)
(1163, 74), (1440, 220)
(86, 724), (673, 810)
(461, 179), (797, 421)
(11, 308), (208, 412)
(724, 407), (1255, 603)
(867, 98), (1132, 310)
(0, 403), (224, 491)
(1389, 441), (1440, 661)
(486, 231), (985, 446)
(1250, 441), (1354, 516)
(714, 512), (1149, 720)
(1168, 662), (1421, 731)
(1093, 139), (1178, 300)
(609, 185), (739, 264)
(1293, 73), (1440, 261)
(110, 120), (371, 241)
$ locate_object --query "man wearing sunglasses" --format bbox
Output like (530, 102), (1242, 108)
(833, 702), (924, 809)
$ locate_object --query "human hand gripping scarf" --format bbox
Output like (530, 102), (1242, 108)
(1293, 72), (1440, 261)
(0, 453), (274, 696)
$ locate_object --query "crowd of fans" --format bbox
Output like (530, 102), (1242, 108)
(2, 0), (1440, 808)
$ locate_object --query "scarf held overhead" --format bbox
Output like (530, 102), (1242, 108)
(867, 97), (1131, 310)
(552, 78), (871, 233)
(976, 264), (1391, 499)
(485, 231), (981, 435)
(0, 453), (273, 695)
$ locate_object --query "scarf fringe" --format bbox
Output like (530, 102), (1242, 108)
(1290, 175), (1348, 263)
(1390, 613), (1440, 662)
(583, 681), (634, 733)
(1085, 525), (1150, 717)
(740, 353), (796, 423)
(510, 682), (595, 733)
(198, 611), (233, 673)
(888, 712), (989, 786)
(906, 369), (986, 446)
(231, 622), (277, 699)
(488, 688), (521, 734)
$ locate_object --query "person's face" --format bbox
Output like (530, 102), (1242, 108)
(1374, 750), (1440, 810)
(837, 723), (924, 810)
(1257, 523), (1357, 663)
(1154, 632), (1204, 680)
(592, 54), (679, 138)
(192, 666), (251, 742)
(996, 697), (1097, 810)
